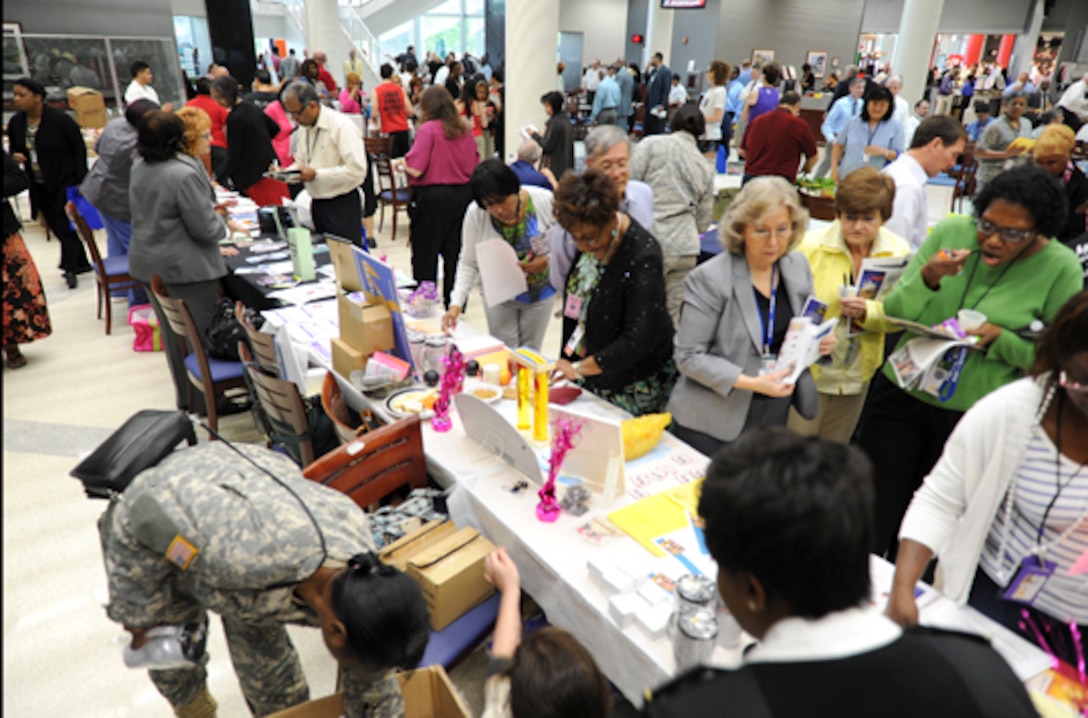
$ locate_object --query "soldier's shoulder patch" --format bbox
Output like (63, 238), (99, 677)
(165, 534), (199, 570)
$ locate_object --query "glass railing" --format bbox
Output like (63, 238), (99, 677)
(338, 4), (380, 77)
(282, 0), (307, 41)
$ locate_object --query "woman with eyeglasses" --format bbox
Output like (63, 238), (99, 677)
(856, 164), (1083, 559)
(788, 167), (912, 443)
(442, 159), (555, 351)
(829, 84), (905, 183)
(888, 290), (1088, 667)
(552, 169), (675, 416)
(668, 177), (836, 456)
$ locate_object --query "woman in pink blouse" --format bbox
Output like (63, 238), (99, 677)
(264, 83), (294, 168)
(394, 86), (479, 307)
(338, 72), (367, 115)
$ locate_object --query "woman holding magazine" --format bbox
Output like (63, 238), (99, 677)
(668, 177), (836, 456)
(856, 164), (1083, 559)
(788, 168), (912, 443)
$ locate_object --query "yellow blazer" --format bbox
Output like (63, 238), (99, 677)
(798, 220), (912, 393)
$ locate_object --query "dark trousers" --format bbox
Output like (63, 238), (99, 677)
(311, 190), (363, 247)
(722, 110), (735, 149)
(644, 113), (665, 136)
(210, 145), (229, 184)
(1060, 106), (1084, 133)
(29, 182), (90, 273)
(409, 184), (472, 308)
(390, 130), (410, 159)
(856, 372), (964, 558)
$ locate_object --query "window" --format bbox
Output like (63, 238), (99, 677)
(422, 15), (462, 60)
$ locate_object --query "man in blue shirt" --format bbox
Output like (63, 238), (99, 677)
(592, 65), (622, 126)
(965, 100), (993, 142)
(509, 140), (555, 189)
(812, 77), (865, 177)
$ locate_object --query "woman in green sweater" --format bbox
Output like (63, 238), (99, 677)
(857, 164), (1083, 558)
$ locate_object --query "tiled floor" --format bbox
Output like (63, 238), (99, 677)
(1, 210), (558, 716)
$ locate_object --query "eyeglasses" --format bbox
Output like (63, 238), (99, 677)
(1058, 371), (1088, 395)
(974, 217), (1036, 244)
(571, 225), (612, 250)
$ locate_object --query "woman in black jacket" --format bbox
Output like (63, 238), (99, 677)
(6, 77), (92, 287)
(551, 169), (675, 416)
(531, 91), (574, 180)
(210, 75), (285, 206)
(3, 151), (52, 368)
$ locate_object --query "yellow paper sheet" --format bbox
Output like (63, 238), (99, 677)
(1008, 136), (1035, 152)
(608, 479), (703, 557)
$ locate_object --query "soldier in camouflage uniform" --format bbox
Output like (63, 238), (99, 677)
(98, 441), (430, 718)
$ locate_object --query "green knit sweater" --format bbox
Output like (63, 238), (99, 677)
(881, 215), (1082, 412)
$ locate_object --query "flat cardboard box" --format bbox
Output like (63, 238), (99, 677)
(407, 527), (496, 631)
(66, 86), (106, 129)
(328, 237), (362, 292)
(378, 519), (457, 573)
(331, 336), (368, 379)
(268, 665), (471, 718)
(338, 294), (394, 357)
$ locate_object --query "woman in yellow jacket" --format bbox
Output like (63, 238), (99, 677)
(788, 167), (912, 442)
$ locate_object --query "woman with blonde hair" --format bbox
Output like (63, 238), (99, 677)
(174, 105), (213, 176)
(668, 176), (836, 455)
(1032, 122), (1088, 245)
(788, 167), (912, 442)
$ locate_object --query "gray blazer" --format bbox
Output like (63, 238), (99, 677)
(668, 249), (818, 443)
(128, 154), (227, 285)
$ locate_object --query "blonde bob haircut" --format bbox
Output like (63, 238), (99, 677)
(1034, 123), (1076, 158)
(720, 176), (809, 254)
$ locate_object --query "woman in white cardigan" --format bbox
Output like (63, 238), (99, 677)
(441, 159), (555, 351)
(887, 290), (1088, 666)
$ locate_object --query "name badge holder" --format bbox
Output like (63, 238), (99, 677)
(754, 265), (778, 376)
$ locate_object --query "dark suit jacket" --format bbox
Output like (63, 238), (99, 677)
(532, 112), (574, 179)
(669, 248), (818, 442)
(560, 219), (674, 393)
(647, 64), (672, 110)
(6, 104), (88, 193)
(221, 100), (281, 192)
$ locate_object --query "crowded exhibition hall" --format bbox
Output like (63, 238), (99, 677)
(5, 0), (1088, 715)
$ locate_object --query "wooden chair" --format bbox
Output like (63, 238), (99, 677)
(365, 136), (411, 241)
(952, 158), (979, 213)
(149, 275), (246, 439)
(235, 300), (279, 372)
(65, 200), (141, 334)
(302, 413), (427, 511)
(239, 343), (318, 466)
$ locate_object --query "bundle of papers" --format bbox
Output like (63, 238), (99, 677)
(886, 316), (978, 399)
(847, 256), (911, 336)
(774, 315), (838, 383)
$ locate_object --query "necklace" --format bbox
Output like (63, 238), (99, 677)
(956, 249), (1023, 311)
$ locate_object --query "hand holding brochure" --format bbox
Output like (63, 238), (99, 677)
(886, 316), (979, 400)
(846, 256), (911, 337)
(774, 315), (839, 384)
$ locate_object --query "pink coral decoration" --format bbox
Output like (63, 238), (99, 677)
(431, 344), (465, 432)
(537, 415), (583, 522)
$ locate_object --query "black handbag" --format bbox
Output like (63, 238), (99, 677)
(70, 410), (197, 499)
(205, 299), (263, 361)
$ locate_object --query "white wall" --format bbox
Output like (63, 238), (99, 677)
(560, 0), (628, 68)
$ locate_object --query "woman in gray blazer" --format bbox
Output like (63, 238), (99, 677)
(668, 177), (835, 456)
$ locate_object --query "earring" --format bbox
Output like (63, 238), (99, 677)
(747, 601), (758, 612)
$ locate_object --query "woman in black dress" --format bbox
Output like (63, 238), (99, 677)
(3, 151), (52, 368)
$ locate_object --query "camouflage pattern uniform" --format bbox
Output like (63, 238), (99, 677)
(98, 442), (404, 717)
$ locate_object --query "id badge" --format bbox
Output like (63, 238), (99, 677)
(563, 324), (584, 357)
(563, 293), (583, 320)
(759, 353), (777, 375)
(1001, 555), (1057, 607)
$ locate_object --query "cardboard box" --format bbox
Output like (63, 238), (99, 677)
(337, 293), (394, 356)
(268, 665), (471, 718)
(66, 86), (106, 129)
(331, 336), (368, 379)
(378, 519), (457, 573)
(407, 526), (496, 631)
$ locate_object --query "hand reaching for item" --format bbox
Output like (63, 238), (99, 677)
(484, 546), (520, 594)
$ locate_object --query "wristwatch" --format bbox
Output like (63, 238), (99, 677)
(573, 361), (584, 380)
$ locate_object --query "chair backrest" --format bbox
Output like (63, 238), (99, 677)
(240, 342), (316, 466)
(302, 414), (427, 510)
(149, 275), (215, 385)
(365, 136), (397, 191)
(235, 300), (279, 373)
(65, 201), (105, 270)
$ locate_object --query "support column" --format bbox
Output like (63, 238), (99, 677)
(996, 34), (1015, 69)
(891, 0), (944, 107)
(964, 34), (985, 67)
(203, 0), (256, 88)
(1010, 0), (1045, 78)
(504, 0), (560, 163)
(305, 0), (347, 91)
(644, 1), (675, 70)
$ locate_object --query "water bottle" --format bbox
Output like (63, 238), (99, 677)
(716, 144), (727, 174)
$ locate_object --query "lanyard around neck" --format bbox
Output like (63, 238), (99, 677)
(753, 264), (779, 355)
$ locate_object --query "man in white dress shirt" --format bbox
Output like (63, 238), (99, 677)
(886, 75), (910, 127)
(902, 98), (930, 147)
(124, 60), (173, 112)
(882, 116), (967, 250)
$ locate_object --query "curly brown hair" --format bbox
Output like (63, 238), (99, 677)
(418, 85), (468, 139)
(708, 60), (731, 87)
(553, 168), (619, 231)
(173, 106), (210, 159)
(834, 166), (896, 220)
(1031, 290), (1088, 387)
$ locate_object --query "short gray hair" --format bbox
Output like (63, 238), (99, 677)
(517, 139), (541, 163)
(282, 80), (319, 108)
(584, 125), (630, 161)
(719, 176), (809, 254)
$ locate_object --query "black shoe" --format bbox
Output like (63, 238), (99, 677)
(368, 237), (377, 249)
(73, 264), (93, 275)
(65, 271), (77, 289)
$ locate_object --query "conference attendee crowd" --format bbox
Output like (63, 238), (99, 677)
(5, 42), (1087, 718)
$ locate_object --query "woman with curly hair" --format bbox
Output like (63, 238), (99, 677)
(551, 168), (675, 416)
(889, 290), (1088, 667)
(857, 163), (1084, 558)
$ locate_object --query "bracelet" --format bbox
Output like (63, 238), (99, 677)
(573, 361), (584, 380)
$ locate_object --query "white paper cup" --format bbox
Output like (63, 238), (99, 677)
(957, 309), (987, 331)
(482, 364), (501, 386)
(839, 285), (857, 300)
